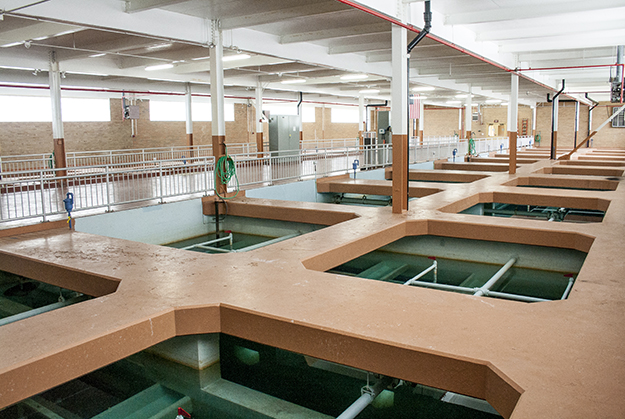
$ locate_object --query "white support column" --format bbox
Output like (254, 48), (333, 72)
(419, 97), (425, 144)
(255, 80), (264, 153)
(574, 100), (580, 148)
(210, 21), (227, 195)
(391, 23), (408, 213)
(508, 73), (519, 174)
(210, 23), (225, 139)
(465, 86), (472, 139)
(358, 94), (365, 146)
(185, 83), (193, 150)
(458, 108), (463, 135)
(49, 51), (66, 174)
(551, 81), (561, 159)
(532, 105), (537, 138)
(588, 105), (594, 147)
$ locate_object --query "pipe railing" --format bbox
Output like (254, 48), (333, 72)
(404, 259), (437, 285)
(0, 141), (465, 224)
(404, 278), (549, 303)
(182, 233), (233, 251)
(561, 276), (575, 300)
(474, 258), (516, 297)
(337, 376), (392, 419)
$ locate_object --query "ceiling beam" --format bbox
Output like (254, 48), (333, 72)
(500, 29), (625, 53)
(124, 0), (190, 14)
(517, 47), (616, 63)
(329, 42), (390, 55)
(477, 18), (625, 42)
(445, 0), (625, 25)
(220, 1), (347, 30)
(0, 22), (81, 45)
(280, 23), (389, 44)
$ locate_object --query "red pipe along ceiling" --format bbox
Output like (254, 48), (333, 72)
(334, 0), (596, 102)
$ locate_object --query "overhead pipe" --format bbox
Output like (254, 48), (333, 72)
(518, 64), (624, 104)
(474, 258), (516, 297)
(585, 93), (599, 147)
(405, 0), (432, 211)
(550, 80), (565, 160)
(337, 376), (392, 419)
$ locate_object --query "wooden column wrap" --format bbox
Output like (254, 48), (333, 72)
(256, 132), (264, 154)
(212, 135), (227, 196)
(552, 131), (558, 159)
(392, 134), (409, 214)
(187, 133), (194, 157)
(508, 131), (517, 175)
(53, 137), (67, 177)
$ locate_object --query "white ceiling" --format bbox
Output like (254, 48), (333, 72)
(0, 0), (622, 106)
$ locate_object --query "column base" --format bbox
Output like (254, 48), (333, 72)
(53, 137), (67, 177)
(392, 134), (408, 214)
(508, 131), (517, 175)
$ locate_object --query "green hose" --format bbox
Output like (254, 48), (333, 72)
(214, 146), (239, 200)
(468, 137), (476, 156)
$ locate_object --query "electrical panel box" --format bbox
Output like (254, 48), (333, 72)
(268, 115), (300, 155)
(377, 111), (391, 144)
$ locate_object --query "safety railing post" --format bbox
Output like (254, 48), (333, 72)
(159, 161), (164, 203)
(40, 169), (47, 222)
(105, 165), (111, 212)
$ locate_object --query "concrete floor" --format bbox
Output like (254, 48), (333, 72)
(0, 148), (623, 418)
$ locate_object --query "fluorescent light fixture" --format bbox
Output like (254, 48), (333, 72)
(281, 79), (306, 84)
(0, 65), (35, 71)
(66, 71), (109, 77)
(145, 63), (174, 71)
(89, 53), (106, 58)
(472, 103), (479, 107)
(54, 30), (79, 37)
(191, 56), (211, 61)
(341, 74), (368, 80)
(485, 99), (502, 104)
(147, 43), (172, 50)
(223, 54), (251, 62)
(446, 100), (462, 105)
(359, 89), (380, 94)
(455, 94), (474, 98)
(148, 77), (182, 83)
(412, 86), (435, 92)
(1, 41), (23, 48)
(502, 102), (509, 106)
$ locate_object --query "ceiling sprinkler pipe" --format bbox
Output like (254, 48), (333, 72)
(585, 93), (599, 112)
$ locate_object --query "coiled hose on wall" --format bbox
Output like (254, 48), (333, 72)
(214, 146), (239, 200)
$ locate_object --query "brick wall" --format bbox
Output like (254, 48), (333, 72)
(589, 103), (625, 149)
(535, 102), (593, 149)
(0, 99), (363, 156)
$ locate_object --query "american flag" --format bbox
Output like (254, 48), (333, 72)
(409, 94), (421, 119)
